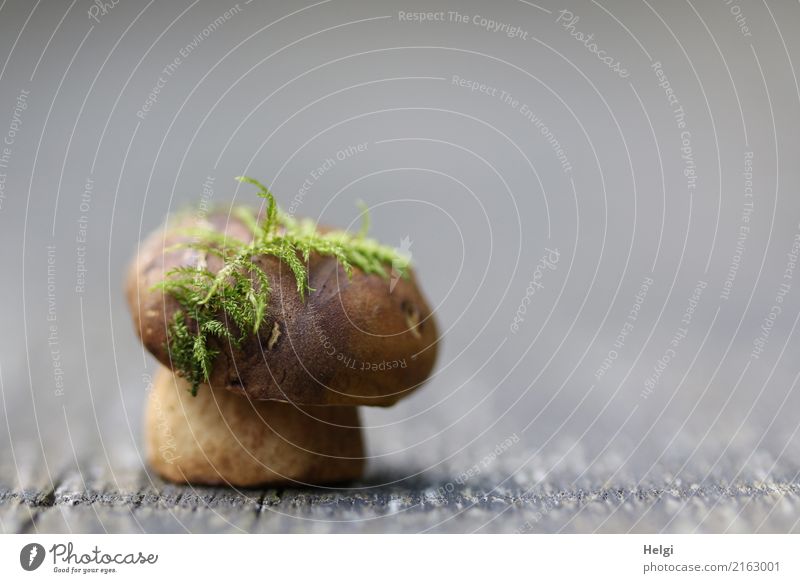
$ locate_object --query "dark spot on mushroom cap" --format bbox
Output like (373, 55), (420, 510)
(401, 300), (422, 339)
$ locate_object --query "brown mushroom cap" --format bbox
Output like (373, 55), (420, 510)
(146, 366), (364, 487)
(127, 209), (439, 406)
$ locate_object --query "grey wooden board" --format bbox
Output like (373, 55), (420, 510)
(3, 459), (800, 533)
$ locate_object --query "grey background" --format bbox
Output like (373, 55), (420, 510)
(1, 0), (800, 532)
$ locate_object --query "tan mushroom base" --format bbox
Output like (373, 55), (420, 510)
(145, 367), (365, 487)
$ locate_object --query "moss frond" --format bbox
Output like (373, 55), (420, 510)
(153, 176), (410, 395)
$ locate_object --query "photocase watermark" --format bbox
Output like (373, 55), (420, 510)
(651, 61), (697, 196)
(555, 10), (629, 78)
(196, 175), (215, 220)
(516, 495), (559, 532)
(750, 224), (800, 360)
(21, 540), (158, 574)
(450, 75), (573, 173)
(722, 0), (753, 38)
(145, 372), (181, 465)
(517, 100), (573, 174)
(594, 275), (654, 380)
(150, 391), (181, 466)
(74, 176), (93, 295)
(397, 10), (529, 40)
(306, 301), (408, 372)
(397, 10), (447, 23)
(428, 433), (520, 500)
(20, 543), (46, 571)
(0, 88), (30, 213)
(641, 280), (707, 399)
(183, 175), (216, 276)
(510, 248), (560, 333)
(46, 541), (158, 574)
(46, 245), (65, 397)
(720, 151), (754, 301)
(136, 4), (244, 120)
(451, 74), (501, 98)
(0, 165), (6, 211)
(290, 142), (369, 217)
(87, 0), (120, 25)
(449, 11), (529, 40)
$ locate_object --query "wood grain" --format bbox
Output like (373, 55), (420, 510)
(2, 457), (799, 533)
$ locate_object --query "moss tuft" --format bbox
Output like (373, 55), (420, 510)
(153, 177), (410, 395)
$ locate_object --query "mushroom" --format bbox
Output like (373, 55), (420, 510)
(127, 178), (439, 486)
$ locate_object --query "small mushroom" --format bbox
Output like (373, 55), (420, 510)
(128, 180), (440, 486)
(146, 366), (364, 487)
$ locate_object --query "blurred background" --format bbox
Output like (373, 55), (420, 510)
(1, 0), (800, 532)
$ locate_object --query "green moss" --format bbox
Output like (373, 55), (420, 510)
(153, 176), (410, 395)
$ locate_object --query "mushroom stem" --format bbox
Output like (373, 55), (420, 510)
(146, 367), (364, 487)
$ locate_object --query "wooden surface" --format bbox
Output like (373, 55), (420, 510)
(2, 457), (800, 533)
